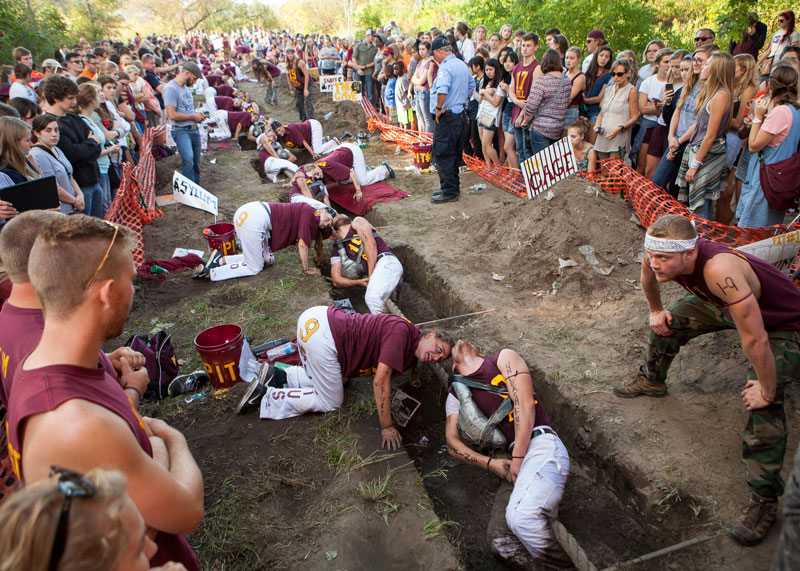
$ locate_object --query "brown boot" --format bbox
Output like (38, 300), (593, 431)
(613, 372), (667, 398)
(728, 493), (778, 546)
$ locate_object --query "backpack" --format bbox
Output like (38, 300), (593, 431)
(124, 331), (180, 400)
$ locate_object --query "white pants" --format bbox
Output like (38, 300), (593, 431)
(259, 306), (344, 419)
(310, 119), (338, 155)
(210, 202), (272, 281)
(340, 142), (388, 186)
(364, 254), (403, 314)
(505, 432), (570, 558)
(263, 156), (298, 182)
(290, 193), (329, 211)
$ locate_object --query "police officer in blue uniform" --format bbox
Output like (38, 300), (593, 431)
(430, 36), (475, 204)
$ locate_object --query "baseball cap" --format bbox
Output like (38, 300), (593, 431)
(182, 61), (203, 78)
(587, 30), (605, 40)
(383, 25), (392, 32)
(431, 36), (450, 51)
(366, 29), (375, 36)
(270, 120), (282, 130)
(41, 58), (62, 70)
(382, 47), (393, 57)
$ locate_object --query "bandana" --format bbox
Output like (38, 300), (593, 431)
(644, 234), (698, 252)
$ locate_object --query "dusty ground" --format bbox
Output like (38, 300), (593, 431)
(112, 75), (799, 570)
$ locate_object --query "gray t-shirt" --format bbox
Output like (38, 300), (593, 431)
(163, 80), (196, 127)
(29, 145), (77, 214)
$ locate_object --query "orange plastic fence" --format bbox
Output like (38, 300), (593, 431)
(361, 99), (800, 249)
(104, 130), (162, 267)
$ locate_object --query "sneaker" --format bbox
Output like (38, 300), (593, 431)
(382, 161), (395, 179)
(612, 371), (667, 398)
(265, 251), (275, 266)
(168, 371), (209, 397)
(235, 363), (274, 414)
(728, 493), (778, 546)
(341, 131), (354, 140)
(193, 249), (224, 279)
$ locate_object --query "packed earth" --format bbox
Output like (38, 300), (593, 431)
(0, 18), (799, 571)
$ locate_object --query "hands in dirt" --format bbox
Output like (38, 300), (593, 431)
(381, 425), (402, 450)
(490, 458), (513, 483)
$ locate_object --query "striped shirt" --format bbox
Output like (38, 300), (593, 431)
(524, 72), (571, 140)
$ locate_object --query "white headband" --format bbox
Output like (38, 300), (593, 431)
(644, 234), (698, 252)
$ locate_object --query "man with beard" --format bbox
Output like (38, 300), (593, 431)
(5, 215), (204, 570)
(163, 61), (205, 183)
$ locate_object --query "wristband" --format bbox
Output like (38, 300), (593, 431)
(618, 124), (626, 132)
(760, 390), (774, 404)
(751, 117), (762, 124)
(381, 423), (394, 430)
(123, 384), (143, 400)
(486, 457), (492, 470)
(511, 455), (526, 459)
(690, 159), (703, 170)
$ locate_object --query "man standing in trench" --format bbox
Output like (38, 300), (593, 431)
(613, 214), (800, 546)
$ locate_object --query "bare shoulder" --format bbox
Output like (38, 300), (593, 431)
(703, 253), (756, 300)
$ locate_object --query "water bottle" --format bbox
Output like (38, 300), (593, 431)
(150, 264), (169, 275)
(266, 341), (297, 361)
(323, 112), (334, 120)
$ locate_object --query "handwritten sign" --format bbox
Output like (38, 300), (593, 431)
(172, 171), (218, 216)
(320, 74), (344, 92)
(738, 229), (800, 275)
(332, 81), (362, 102)
(520, 137), (577, 199)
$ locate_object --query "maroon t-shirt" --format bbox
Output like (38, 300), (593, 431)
(265, 62), (282, 78)
(214, 95), (234, 111)
(330, 226), (392, 273)
(511, 59), (540, 122)
(206, 74), (223, 87)
(267, 202), (320, 251)
(280, 121), (312, 149)
(215, 84), (234, 97)
(670, 238), (800, 331)
(315, 146), (353, 184)
(227, 110), (251, 133)
(451, 352), (550, 445)
(5, 363), (200, 570)
(0, 304), (44, 407)
(327, 306), (421, 378)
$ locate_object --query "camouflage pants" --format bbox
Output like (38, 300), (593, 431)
(643, 294), (800, 498)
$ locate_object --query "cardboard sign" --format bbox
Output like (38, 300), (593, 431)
(320, 74), (343, 92)
(332, 81), (362, 102)
(737, 229), (800, 275)
(520, 137), (578, 199)
(172, 171), (219, 216)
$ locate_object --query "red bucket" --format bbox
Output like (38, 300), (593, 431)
(412, 142), (432, 170)
(203, 222), (237, 256)
(194, 324), (244, 389)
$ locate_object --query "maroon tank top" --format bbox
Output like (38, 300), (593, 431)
(674, 238), (800, 331)
(339, 225), (392, 273)
(6, 364), (200, 570)
(452, 352), (550, 446)
(280, 120), (312, 149)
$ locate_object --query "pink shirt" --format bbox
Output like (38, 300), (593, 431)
(762, 105), (793, 146)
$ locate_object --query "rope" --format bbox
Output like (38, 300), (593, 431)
(552, 520), (598, 571)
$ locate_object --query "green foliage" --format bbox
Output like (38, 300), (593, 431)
(206, 1), (280, 33)
(66, 0), (124, 41)
(355, 3), (386, 32)
(0, 0), (68, 64)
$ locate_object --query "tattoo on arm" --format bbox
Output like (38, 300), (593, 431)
(716, 276), (739, 296)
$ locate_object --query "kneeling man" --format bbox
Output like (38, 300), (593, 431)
(448, 340), (570, 566)
(237, 306), (452, 450)
(330, 214), (403, 314)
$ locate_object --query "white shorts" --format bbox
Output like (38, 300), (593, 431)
(364, 254), (403, 314)
(339, 142), (388, 186)
(505, 431), (570, 557)
(263, 156), (298, 182)
(290, 193), (329, 211)
(260, 306), (344, 419)
(309, 119), (338, 155)
(210, 202), (272, 282)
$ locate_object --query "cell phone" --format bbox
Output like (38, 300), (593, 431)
(665, 82), (673, 92)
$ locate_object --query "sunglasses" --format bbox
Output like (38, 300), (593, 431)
(585, 38), (595, 43)
(610, 71), (627, 77)
(49, 466), (96, 571)
(694, 36), (712, 43)
(85, 222), (120, 289)
(778, 18), (785, 23)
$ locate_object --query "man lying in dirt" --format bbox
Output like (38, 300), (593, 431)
(236, 306), (453, 450)
(5, 214), (203, 570)
(293, 142), (395, 207)
(196, 202), (333, 281)
(613, 214), (800, 546)
(271, 118), (339, 158)
(447, 339), (573, 569)
(330, 214), (403, 314)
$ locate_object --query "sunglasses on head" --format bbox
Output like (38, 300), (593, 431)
(610, 71), (627, 77)
(48, 466), (96, 571)
(694, 36), (712, 43)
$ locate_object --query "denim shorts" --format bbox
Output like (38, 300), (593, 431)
(502, 105), (514, 134)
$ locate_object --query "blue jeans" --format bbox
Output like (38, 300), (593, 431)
(529, 130), (557, 157)
(515, 126), (532, 164)
(652, 143), (687, 198)
(172, 127), (201, 184)
(99, 172), (111, 216)
(414, 89), (433, 133)
(82, 181), (104, 218)
(357, 74), (374, 106)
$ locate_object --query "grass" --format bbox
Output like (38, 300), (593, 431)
(655, 486), (681, 515)
(423, 518), (457, 540)
(540, 325), (585, 347)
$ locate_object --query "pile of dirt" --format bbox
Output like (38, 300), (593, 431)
(455, 176), (646, 299)
(316, 99), (368, 133)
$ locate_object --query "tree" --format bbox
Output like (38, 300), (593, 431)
(0, 0), (68, 63)
(66, 0), (124, 40)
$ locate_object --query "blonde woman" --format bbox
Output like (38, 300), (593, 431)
(0, 467), (184, 571)
(638, 40), (666, 83)
(676, 52), (734, 220)
(0, 116), (41, 184)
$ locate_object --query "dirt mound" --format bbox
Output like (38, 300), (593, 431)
(456, 176), (646, 299)
(316, 99), (368, 133)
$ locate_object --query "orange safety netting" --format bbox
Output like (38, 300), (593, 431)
(104, 129), (163, 267)
(361, 99), (800, 250)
